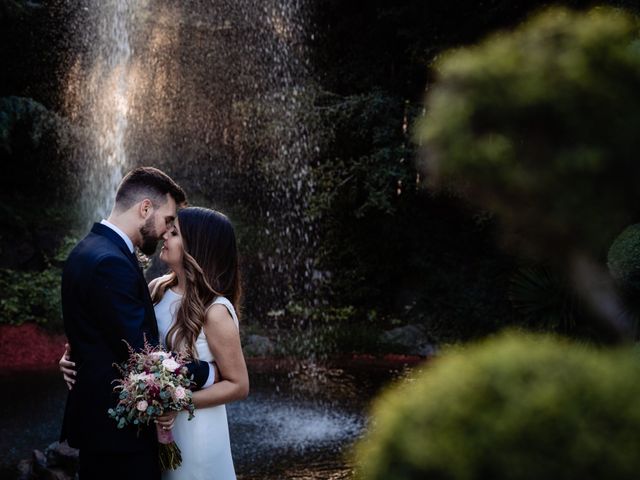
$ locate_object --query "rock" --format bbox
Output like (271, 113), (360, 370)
(16, 459), (32, 480)
(17, 443), (78, 480)
(45, 441), (78, 471)
(380, 324), (437, 357)
(242, 334), (275, 357)
(32, 449), (47, 473)
(44, 468), (72, 480)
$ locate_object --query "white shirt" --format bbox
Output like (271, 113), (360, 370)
(100, 219), (215, 387)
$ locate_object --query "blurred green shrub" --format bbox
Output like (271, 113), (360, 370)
(418, 7), (640, 260)
(355, 331), (640, 479)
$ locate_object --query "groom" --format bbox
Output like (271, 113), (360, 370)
(60, 167), (215, 479)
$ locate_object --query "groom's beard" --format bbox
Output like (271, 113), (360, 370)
(139, 217), (160, 256)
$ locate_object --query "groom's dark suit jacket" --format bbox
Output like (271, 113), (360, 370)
(60, 223), (210, 453)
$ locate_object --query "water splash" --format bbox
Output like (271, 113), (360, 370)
(230, 396), (363, 454)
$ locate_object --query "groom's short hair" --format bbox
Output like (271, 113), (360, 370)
(114, 167), (186, 212)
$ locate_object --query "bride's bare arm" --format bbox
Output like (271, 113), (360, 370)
(191, 305), (249, 409)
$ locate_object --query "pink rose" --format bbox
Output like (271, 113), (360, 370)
(162, 358), (180, 372)
(174, 386), (186, 400)
(136, 400), (149, 412)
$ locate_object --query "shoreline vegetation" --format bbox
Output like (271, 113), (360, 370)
(0, 323), (426, 372)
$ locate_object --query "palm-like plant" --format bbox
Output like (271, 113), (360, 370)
(509, 266), (578, 333)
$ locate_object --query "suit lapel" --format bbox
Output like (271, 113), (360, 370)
(91, 223), (139, 269)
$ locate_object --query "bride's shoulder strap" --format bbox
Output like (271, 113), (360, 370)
(205, 296), (239, 329)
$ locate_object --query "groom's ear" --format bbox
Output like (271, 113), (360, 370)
(139, 199), (154, 219)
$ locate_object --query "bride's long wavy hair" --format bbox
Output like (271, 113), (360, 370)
(150, 207), (242, 358)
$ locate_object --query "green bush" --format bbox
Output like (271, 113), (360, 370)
(355, 332), (640, 479)
(266, 302), (365, 357)
(418, 7), (640, 260)
(607, 224), (640, 334)
(0, 96), (81, 202)
(608, 224), (640, 293)
(0, 267), (62, 331)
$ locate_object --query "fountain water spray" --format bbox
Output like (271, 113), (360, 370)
(64, 0), (324, 342)
(64, 0), (144, 222)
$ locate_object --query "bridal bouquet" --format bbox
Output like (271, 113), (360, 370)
(108, 341), (195, 471)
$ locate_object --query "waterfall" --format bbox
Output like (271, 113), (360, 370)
(63, 0), (321, 321)
(64, 0), (141, 221)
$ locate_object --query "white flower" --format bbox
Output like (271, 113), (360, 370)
(129, 373), (149, 382)
(174, 386), (186, 400)
(162, 358), (180, 372)
(136, 400), (148, 412)
(150, 351), (168, 360)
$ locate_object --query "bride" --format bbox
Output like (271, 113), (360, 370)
(62, 206), (249, 479)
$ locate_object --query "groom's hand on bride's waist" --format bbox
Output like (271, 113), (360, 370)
(59, 343), (76, 390)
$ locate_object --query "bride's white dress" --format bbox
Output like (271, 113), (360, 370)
(155, 287), (238, 480)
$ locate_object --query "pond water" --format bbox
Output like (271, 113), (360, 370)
(0, 359), (414, 479)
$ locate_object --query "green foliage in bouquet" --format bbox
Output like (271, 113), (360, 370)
(417, 7), (640, 259)
(354, 331), (640, 479)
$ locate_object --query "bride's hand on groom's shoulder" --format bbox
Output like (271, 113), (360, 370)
(59, 343), (76, 390)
